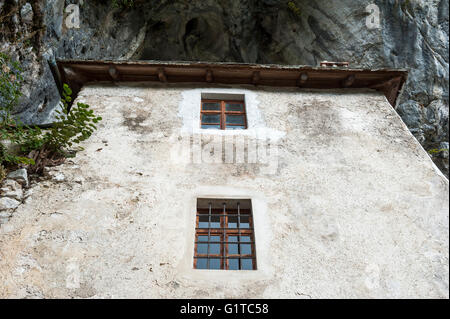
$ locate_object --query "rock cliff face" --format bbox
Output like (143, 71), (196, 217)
(1, 0), (448, 176)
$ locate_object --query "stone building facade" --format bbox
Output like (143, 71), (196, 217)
(0, 61), (448, 298)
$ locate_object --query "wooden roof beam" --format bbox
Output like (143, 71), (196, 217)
(158, 68), (167, 82)
(206, 69), (213, 83)
(108, 65), (120, 81)
(252, 71), (261, 85)
(55, 60), (408, 108)
(297, 72), (308, 87)
(342, 74), (355, 87)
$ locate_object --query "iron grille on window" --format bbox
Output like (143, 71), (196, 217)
(201, 99), (247, 130)
(194, 199), (256, 270)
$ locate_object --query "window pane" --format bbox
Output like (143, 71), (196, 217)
(198, 216), (209, 228)
(210, 216), (221, 228)
(210, 235), (221, 242)
(197, 243), (208, 255)
(226, 125), (246, 130)
(203, 102), (220, 111)
(226, 115), (245, 125)
(209, 258), (221, 269)
(241, 259), (253, 270)
(195, 199), (256, 271)
(240, 244), (252, 255)
(228, 259), (239, 270)
(240, 236), (251, 243)
(196, 258), (208, 269)
(239, 216), (250, 228)
(225, 103), (244, 112)
(201, 124), (221, 129)
(228, 244), (238, 255)
(202, 114), (220, 124)
(209, 243), (221, 255)
(227, 216), (238, 228)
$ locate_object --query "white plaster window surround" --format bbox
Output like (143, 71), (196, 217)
(176, 186), (274, 282)
(179, 88), (285, 141)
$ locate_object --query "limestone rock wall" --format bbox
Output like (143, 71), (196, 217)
(0, 0), (448, 176)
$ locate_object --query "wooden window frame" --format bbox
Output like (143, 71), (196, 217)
(200, 99), (248, 130)
(193, 204), (257, 270)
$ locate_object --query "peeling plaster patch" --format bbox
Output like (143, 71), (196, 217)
(178, 88), (285, 141)
(77, 84), (148, 98)
(15, 254), (42, 276)
(365, 263), (381, 290)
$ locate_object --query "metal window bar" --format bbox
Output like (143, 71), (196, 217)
(223, 202), (226, 270)
(207, 202), (211, 269)
(237, 201), (241, 270)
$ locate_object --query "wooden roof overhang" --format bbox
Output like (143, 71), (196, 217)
(55, 60), (408, 107)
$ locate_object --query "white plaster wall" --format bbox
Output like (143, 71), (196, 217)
(0, 83), (448, 299)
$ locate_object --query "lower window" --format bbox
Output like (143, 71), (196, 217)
(194, 199), (257, 270)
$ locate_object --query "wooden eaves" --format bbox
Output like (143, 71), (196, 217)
(55, 59), (408, 107)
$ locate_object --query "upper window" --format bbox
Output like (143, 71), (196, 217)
(201, 99), (247, 130)
(194, 199), (256, 270)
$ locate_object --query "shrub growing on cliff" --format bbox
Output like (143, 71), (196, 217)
(0, 53), (102, 174)
(111, 0), (135, 8)
(0, 52), (35, 166)
(287, 1), (302, 19)
(0, 52), (23, 126)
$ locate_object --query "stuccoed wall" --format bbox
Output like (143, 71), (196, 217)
(0, 84), (448, 298)
(0, 0), (448, 176)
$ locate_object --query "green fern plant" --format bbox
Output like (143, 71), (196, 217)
(43, 84), (102, 153)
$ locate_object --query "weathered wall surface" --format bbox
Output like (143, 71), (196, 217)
(0, 0), (448, 176)
(0, 84), (448, 298)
